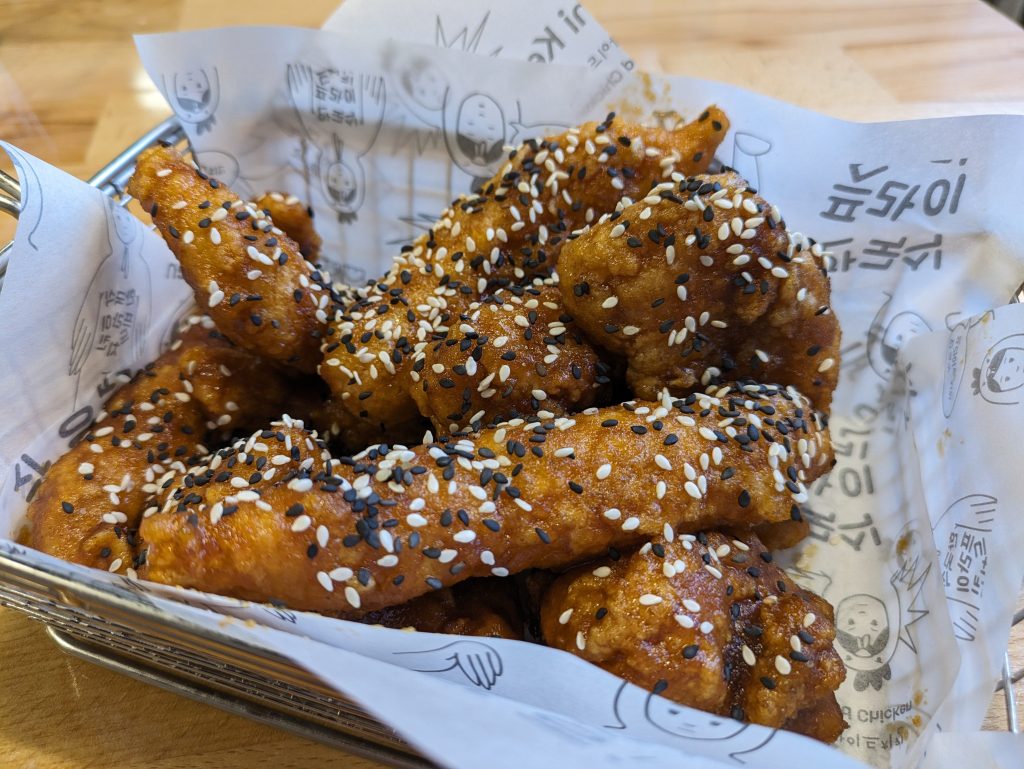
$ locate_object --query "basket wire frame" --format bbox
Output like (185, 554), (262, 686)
(0, 119), (1019, 758)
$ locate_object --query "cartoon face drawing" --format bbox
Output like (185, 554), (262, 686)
(454, 93), (505, 168)
(644, 695), (746, 741)
(166, 68), (219, 134)
(324, 158), (359, 208)
(174, 70), (213, 118)
(607, 681), (774, 764)
(401, 59), (447, 111)
(867, 294), (932, 380)
(836, 595), (890, 663)
(972, 335), (1024, 404)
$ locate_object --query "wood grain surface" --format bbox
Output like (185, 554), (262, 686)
(0, 0), (1022, 766)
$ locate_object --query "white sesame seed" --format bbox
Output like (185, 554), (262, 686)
(576, 631), (586, 650)
(453, 530), (476, 543)
(803, 612), (816, 627)
(602, 296), (619, 309)
(290, 515), (312, 533)
(817, 357), (835, 372)
(156, 168), (172, 177)
(554, 447), (575, 458)
(742, 645), (756, 666)
(790, 635), (803, 652)
(532, 389), (547, 401)
(316, 571), (334, 592)
(439, 549), (457, 563)
(683, 598), (701, 612)
(621, 516), (640, 531)
(107, 558), (123, 573)
(775, 655), (792, 675)
(345, 586), (361, 608)
(675, 614), (695, 629)
(406, 513), (428, 527)
(78, 462), (94, 475)
(592, 566), (612, 577)
(377, 554), (399, 567)
(639, 594), (663, 606)
(329, 567), (353, 581)
(596, 463), (612, 480)
(698, 427), (717, 441)
(654, 454), (672, 471)
(684, 481), (702, 499)
(559, 608), (574, 625)
(603, 508), (621, 520)
(491, 567), (509, 577)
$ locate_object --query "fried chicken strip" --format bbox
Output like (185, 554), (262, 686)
(29, 318), (295, 572)
(409, 282), (608, 435)
(559, 171), (840, 413)
(318, 109), (731, 442)
(128, 146), (333, 373)
(539, 530), (846, 743)
(139, 381), (830, 614)
(361, 578), (523, 639)
(254, 191), (322, 262)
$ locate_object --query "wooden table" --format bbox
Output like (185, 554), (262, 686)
(1, 0), (1022, 765)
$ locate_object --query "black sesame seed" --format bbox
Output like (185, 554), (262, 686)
(682, 644), (699, 659)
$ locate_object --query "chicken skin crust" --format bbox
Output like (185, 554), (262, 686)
(254, 191), (322, 262)
(139, 381), (830, 615)
(128, 146), (333, 374)
(360, 577), (523, 640)
(29, 318), (295, 573)
(317, 109), (730, 443)
(559, 171), (840, 413)
(409, 282), (608, 435)
(539, 530), (847, 743)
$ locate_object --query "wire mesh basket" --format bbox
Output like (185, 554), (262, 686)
(0, 119), (1019, 766)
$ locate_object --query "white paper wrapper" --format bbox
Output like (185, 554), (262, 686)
(1, 3), (1023, 768)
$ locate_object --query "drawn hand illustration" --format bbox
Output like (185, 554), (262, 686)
(393, 640), (504, 690)
(731, 132), (773, 192)
(286, 63), (387, 223)
(5, 146), (44, 251)
(606, 682), (774, 764)
(163, 68), (219, 135)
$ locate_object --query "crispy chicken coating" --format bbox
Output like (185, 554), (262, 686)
(254, 191), (322, 261)
(29, 318), (295, 573)
(139, 382), (830, 614)
(361, 577), (523, 639)
(410, 282), (608, 435)
(538, 530), (846, 743)
(559, 171), (840, 413)
(317, 109), (731, 443)
(128, 146), (333, 373)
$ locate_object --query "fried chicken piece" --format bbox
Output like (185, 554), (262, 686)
(409, 282), (608, 435)
(128, 146), (333, 373)
(317, 109), (730, 444)
(559, 171), (840, 413)
(538, 530), (846, 743)
(139, 381), (830, 614)
(29, 318), (295, 572)
(360, 578), (523, 639)
(254, 191), (322, 261)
